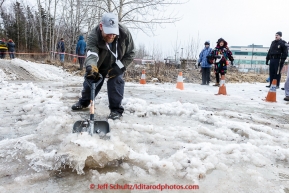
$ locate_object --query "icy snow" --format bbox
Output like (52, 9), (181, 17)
(0, 58), (289, 193)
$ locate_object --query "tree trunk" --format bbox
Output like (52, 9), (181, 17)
(37, 0), (44, 52)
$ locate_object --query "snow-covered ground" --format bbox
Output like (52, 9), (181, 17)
(0, 59), (289, 193)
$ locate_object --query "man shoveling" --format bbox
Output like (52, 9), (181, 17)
(72, 12), (135, 120)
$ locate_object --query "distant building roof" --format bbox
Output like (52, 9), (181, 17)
(231, 45), (269, 49)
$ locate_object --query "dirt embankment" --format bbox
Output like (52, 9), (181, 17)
(45, 60), (286, 84)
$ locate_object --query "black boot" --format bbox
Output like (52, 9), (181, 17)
(108, 111), (122, 120)
(72, 102), (88, 110)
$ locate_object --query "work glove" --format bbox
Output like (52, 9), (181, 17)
(231, 61), (234, 66)
(198, 62), (201, 67)
(266, 60), (269, 65)
(108, 63), (126, 79)
(86, 65), (99, 80)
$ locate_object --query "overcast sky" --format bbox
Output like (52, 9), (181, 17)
(131, 0), (289, 57)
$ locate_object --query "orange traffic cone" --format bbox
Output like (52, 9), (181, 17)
(73, 57), (77, 63)
(176, 72), (184, 90)
(265, 79), (277, 102)
(217, 75), (227, 95)
(140, 69), (146, 84)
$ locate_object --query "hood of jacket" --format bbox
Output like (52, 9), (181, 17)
(216, 38), (228, 48)
(78, 35), (84, 41)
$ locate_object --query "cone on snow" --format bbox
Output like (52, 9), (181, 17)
(73, 57), (77, 63)
(265, 79), (277, 102)
(217, 75), (227, 95)
(140, 69), (146, 84)
(176, 72), (184, 90)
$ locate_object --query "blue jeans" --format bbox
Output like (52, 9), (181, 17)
(59, 53), (64, 62)
(9, 52), (15, 59)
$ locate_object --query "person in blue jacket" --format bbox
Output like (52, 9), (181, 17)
(76, 35), (87, 70)
(198, 41), (212, 85)
(7, 39), (15, 59)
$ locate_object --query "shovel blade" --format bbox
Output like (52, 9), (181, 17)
(72, 120), (110, 135)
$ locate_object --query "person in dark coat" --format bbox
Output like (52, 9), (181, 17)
(7, 39), (15, 59)
(76, 35), (87, 70)
(209, 38), (234, 86)
(266, 31), (288, 89)
(57, 38), (65, 66)
(0, 39), (8, 59)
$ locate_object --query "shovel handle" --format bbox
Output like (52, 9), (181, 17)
(85, 75), (103, 136)
(85, 74), (103, 121)
(90, 83), (96, 121)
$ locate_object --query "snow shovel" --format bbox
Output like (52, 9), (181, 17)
(72, 75), (110, 136)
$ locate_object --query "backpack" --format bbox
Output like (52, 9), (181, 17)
(206, 48), (215, 64)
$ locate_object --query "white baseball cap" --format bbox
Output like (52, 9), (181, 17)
(101, 13), (119, 35)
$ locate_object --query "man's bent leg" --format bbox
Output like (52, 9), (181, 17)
(107, 74), (124, 114)
(73, 78), (105, 110)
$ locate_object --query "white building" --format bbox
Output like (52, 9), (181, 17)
(230, 44), (288, 70)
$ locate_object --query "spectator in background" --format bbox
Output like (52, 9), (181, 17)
(0, 39), (8, 59)
(284, 66), (289, 101)
(198, 41), (212, 85)
(208, 38), (234, 86)
(7, 39), (15, 59)
(57, 38), (65, 66)
(76, 35), (87, 70)
(281, 41), (289, 100)
(265, 31), (288, 89)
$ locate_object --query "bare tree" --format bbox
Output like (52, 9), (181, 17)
(135, 44), (148, 59)
(85, 0), (186, 35)
(37, 0), (44, 52)
(186, 33), (200, 60)
(171, 33), (181, 61)
(0, 0), (5, 9)
(150, 43), (163, 62)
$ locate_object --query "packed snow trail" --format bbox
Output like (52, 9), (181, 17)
(0, 59), (289, 193)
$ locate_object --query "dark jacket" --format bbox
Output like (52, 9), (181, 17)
(266, 39), (288, 63)
(209, 38), (234, 73)
(76, 35), (86, 55)
(7, 42), (15, 52)
(57, 40), (65, 52)
(84, 23), (135, 74)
